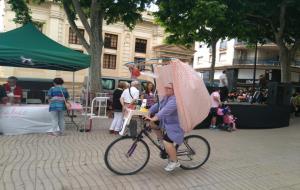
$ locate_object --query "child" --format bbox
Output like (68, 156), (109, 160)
(47, 78), (69, 136)
(218, 106), (237, 131)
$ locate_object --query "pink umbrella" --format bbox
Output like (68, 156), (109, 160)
(155, 59), (211, 132)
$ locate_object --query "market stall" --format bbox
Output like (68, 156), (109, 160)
(0, 105), (53, 135)
(0, 23), (90, 135)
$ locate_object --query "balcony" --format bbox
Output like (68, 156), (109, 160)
(234, 39), (277, 50)
(233, 59), (280, 66)
(293, 60), (300, 67)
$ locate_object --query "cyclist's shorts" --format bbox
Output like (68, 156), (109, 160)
(163, 133), (173, 144)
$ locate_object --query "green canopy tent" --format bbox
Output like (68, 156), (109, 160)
(0, 23), (90, 71)
(0, 23), (93, 131)
(0, 23), (91, 108)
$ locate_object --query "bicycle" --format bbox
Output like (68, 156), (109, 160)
(104, 121), (211, 175)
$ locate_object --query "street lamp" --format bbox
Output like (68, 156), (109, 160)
(253, 41), (258, 90)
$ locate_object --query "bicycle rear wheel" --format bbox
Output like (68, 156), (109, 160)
(177, 135), (210, 170)
(104, 136), (150, 175)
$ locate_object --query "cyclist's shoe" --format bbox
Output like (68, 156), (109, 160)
(164, 160), (180, 172)
(160, 150), (168, 159)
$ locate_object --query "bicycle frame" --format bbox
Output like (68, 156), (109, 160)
(126, 124), (195, 159)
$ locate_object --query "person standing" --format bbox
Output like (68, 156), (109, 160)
(120, 80), (140, 109)
(141, 82), (156, 108)
(219, 70), (228, 102)
(109, 82), (125, 134)
(210, 88), (221, 129)
(0, 85), (8, 104)
(47, 78), (69, 136)
(4, 76), (23, 104)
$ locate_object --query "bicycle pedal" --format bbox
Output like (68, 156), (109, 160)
(160, 150), (168, 159)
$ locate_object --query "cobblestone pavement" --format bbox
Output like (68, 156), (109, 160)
(0, 117), (300, 190)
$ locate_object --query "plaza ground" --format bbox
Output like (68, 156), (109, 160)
(0, 117), (300, 190)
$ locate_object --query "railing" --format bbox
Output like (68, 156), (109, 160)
(235, 40), (247, 46)
(293, 60), (300, 66)
(233, 59), (280, 66)
(235, 39), (276, 47)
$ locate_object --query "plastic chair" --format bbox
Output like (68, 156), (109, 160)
(82, 96), (110, 131)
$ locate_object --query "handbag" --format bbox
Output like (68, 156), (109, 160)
(59, 87), (72, 110)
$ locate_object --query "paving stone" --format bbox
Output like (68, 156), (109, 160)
(0, 117), (300, 189)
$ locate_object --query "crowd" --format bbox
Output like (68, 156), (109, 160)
(227, 88), (268, 104)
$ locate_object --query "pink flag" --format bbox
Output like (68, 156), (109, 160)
(155, 59), (211, 132)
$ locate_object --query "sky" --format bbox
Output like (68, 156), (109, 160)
(148, 3), (159, 12)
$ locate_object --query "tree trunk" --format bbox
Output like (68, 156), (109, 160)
(279, 45), (291, 83)
(209, 39), (218, 85)
(89, 39), (102, 94)
(89, 3), (103, 94)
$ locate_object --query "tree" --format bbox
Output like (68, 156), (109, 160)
(154, 0), (240, 84)
(8, 0), (152, 93)
(237, 0), (300, 82)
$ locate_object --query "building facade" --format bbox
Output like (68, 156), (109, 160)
(193, 39), (300, 88)
(0, 1), (166, 86)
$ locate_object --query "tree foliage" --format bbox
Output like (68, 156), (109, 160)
(8, 0), (31, 24)
(155, 0), (243, 83)
(236, 0), (300, 82)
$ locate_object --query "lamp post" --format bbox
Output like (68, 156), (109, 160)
(253, 41), (258, 90)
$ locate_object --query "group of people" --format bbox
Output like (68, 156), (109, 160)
(227, 88), (268, 104)
(209, 87), (237, 131)
(210, 71), (237, 131)
(0, 76), (68, 136)
(109, 80), (156, 134)
(0, 76), (23, 104)
(109, 80), (183, 172)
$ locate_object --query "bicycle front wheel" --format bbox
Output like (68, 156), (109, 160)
(177, 135), (210, 170)
(104, 136), (150, 175)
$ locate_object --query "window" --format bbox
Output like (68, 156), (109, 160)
(33, 21), (44, 32)
(219, 53), (227, 62)
(103, 54), (117, 69)
(219, 40), (227, 50)
(69, 27), (84, 44)
(197, 56), (203, 65)
(104, 33), (118, 49)
(135, 38), (147, 53)
(134, 57), (146, 70)
(101, 79), (115, 90)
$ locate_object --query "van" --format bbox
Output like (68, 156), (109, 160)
(101, 77), (148, 95)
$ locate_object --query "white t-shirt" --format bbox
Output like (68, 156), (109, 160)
(211, 91), (220, 108)
(219, 73), (228, 87)
(121, 86), (140, 103)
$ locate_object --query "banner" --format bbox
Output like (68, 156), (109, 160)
(0, 105), (56, 135)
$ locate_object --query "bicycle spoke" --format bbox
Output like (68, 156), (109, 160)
(104, 137), (150, 175)
(177, 135), (210, 170)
